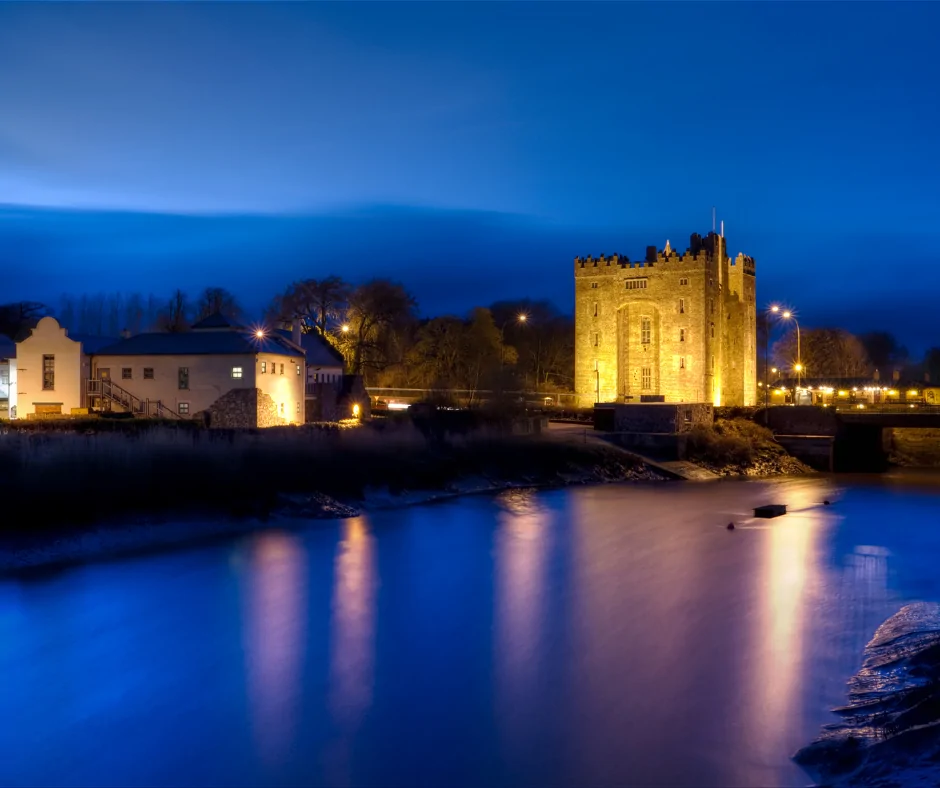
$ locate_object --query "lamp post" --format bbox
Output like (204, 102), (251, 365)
(516, 312), (542, 393)
(764, 305), (781, 420)
(780, 310), (802, 402)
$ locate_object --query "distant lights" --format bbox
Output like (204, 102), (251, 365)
(255, 329), (265, 339)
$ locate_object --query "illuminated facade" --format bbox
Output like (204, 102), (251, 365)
(574, 231), (757, 407)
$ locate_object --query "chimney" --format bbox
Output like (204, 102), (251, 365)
(291, 318), (302, 347)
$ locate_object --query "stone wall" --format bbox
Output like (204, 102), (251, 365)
(763, 405), (841, 436)
(887, 428), (940, 466)
(574, 232), (756, 408)
(195, 388), (286, 429)
(596, 402), (713, 433)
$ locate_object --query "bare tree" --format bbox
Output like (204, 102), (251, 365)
(196, 287), (242, 321)
(344, 279), (417, 378)
(773, 328), (871, 379)
(157, 289), (191, 333)
(269, 276), (349, 335)
(0, 301), (49, 340)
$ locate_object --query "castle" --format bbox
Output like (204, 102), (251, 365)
(574, 231), (757, 408)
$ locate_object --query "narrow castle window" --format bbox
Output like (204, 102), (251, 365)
(594, 333), (599, 347)
(710, 298), (715, 315)
(679, 357), (686, 369)
(593, 303), (598, 317)
(679, 278), (689, 286)
(591, 282), (598, 289)
(711, 355), (715, 370)
(641, 318), (651, 345)
(710, 323), (715, 338)
(679, 298), (685, 314)
(680, 328), (686, 342)
(641, 367), (652, 390)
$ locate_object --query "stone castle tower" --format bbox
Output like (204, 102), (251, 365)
(574, 231), (756, 408)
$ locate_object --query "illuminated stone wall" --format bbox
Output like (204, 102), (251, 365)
(574, 232), (756, 407)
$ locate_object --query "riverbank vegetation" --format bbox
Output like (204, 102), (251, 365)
(686, 418), (812, 476)
(0, 422), (662, 533)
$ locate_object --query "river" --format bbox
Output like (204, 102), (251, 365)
(2, 472), (940, 787)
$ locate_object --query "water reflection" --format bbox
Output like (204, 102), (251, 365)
(328, 517), (376, 730)
(493, 490), (549, 741)
(241, 531), (308, 767)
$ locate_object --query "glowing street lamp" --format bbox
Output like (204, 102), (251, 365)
(255, 329), (265, 338)
(778, 310), (802, 395)
(341, 324), (350, 333)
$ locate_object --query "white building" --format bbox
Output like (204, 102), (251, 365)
(91, 314), (306, 427)
(0, 336), (15, 420)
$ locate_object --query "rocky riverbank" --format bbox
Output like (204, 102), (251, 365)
(685, 418), (814, 477)
(794, 602), (940, 787)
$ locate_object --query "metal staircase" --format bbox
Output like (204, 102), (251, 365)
(86, 379), (181, 419)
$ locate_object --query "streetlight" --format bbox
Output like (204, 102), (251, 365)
(764, 305), (782, 416)
(779, 310), (802, 399)
(516, 312), (543, 392)
(341, 324), (350, 333)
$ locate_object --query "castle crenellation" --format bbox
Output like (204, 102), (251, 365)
(574, 230), (757, 408)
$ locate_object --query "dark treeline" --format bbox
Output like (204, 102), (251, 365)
(0, 277), (575, 393)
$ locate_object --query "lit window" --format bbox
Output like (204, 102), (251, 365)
(680, 328), (686, 342)
(143, 368), (154, 380)
(641, 317), (651, 345)
(280, 402), (285, 414)
(42, 355), (55, 390)
(679, 357), (686, 369)
(679, 298), (685, 314)
(178, 402), (190, 415)
(641, 367), (652, 390)
(178, 367), (189, 390)
(296, 364), (301, 376)
(261, 361), (267, 374)
(122, 368), (132, 380)
(296, 402), (301, 414)
(232, 366), (243, 379)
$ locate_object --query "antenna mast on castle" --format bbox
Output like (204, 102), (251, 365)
(712, 207), (716, 233)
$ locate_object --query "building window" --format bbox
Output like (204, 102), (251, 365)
(641, 367), (652, 390)
(143, 367), (154, 380)
(232, 366), (243, 379)
(680, 328), (686, 342)
(591, 282), (598, 289)
(594, 333), (599, 347)
(710, 298), (715, 315)
(271, 362), (276, 374)
(42, 355), (55, 390)
(679, 277), (689, 286)
(593, 303), (598, 317)
(711, 355), (715, 370)
(178, 402), (190, 415)
(710, 323), (715, 338)
(178, 367), (189, 390)
(280, 402), (285, 414)
(280, 363), (284, 375)
(296, 402), (301, 414)
(122, 368), (132, 380)
(679, 298), (685, 314)
(679, 357), (686, 369)
(296, 364), (301, 376)
(261, 361), (267, 374)
(640, 317), (651, 344)
(625, 278), (648, 290)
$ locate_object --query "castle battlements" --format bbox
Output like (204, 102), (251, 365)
(575, 233), (756, 276)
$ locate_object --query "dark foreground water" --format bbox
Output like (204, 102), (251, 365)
(2, 473), (940, 787)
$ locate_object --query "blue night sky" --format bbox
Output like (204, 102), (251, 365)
(1, 2), (938, 350)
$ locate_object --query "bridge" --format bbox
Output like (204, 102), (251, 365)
(761, 405), (940, 471)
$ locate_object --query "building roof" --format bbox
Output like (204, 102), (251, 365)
(0, 335), (15, 360)
(93, 330), (305, 358)
(72, 334), (121, 354)
(190, 313), (244, 330)
(275, 329), (345, 368)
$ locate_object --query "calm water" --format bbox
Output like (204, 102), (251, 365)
(2, 474), (940, 787)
